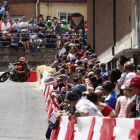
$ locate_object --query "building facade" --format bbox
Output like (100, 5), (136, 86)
(0, 0), (40, 21)
(87, 0), (140, 69)
(40, 0), (87, 22)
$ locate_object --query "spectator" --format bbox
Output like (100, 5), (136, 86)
(102, 72), (108, 82)
(1, 19), (11, 31)
(102, 81), (117, 110)
(61, 19), (69, 32)
(19, 16), (28, 33)
(94, 68), (102, 85)
(28, 19), (36, 33)
(58, 43), (66, 57)
(115, 80), (129, 118)
(13, 18), (20, 33)
(67, 46), (76, 61)
(124, 75), (140, 118)
(72, 77), (86, 92)
(67, 91), (103, 117)
(19, 30), (30, 53)
(124, 61), (136, 82)
(45, 20), (53, 32)
(37, 18), (46, 32)
(89, 76), (100, 90)
(9, 19), (14, 29)
(11, 34), (19, 54)
(69, 64), (76, 77)
(53, 19), (57, 31)
(87, 90), (116, 118)
(117, 56), (128, 90)
(55, 21), (62, 45)
(137, 65), (140, 75)
(99, 63), (106, 76)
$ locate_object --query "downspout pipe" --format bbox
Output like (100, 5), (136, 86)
(93, 0), (95, 53)
(36, 0), (39, 20)
(112, 0), (116, 56)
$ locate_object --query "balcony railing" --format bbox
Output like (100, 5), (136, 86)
(40, 0), (87, 3)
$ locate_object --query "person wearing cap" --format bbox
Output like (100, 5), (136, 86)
(28, 19), (36, 33)
(11, 24), (18, 36)
(59, 43), (66, 57)
(71, 58), (76, 64)
(91, 58), (97, 65)
(124, 75), (140, 118)
(67, 46), (76, 61)
(102, 81), (117, 110)
(76, 60), (82, 68)
(19, 16), (28, 33)
(115, 80), (130, 118)
(67, 91), (103, 117)
(61, 55), (67, 63)
(102, 72), (108, 82)
(51, 61), (59, 71)
(69, 64), (76, 77)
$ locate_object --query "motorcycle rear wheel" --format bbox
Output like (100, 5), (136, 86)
(0, 72), (10, 82)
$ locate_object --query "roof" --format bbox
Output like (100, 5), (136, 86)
(40, 0), (87, 3)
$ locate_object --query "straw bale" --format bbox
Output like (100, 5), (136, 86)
(36, 65), (54, 86)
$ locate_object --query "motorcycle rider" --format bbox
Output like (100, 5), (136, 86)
(11, 57), (30, 82)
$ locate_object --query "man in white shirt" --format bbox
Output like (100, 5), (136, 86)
(1, 19), (11, 31)
(67, 91), (103, 117)
(59, 43), (66, 57)
(20, 16), (28, 32)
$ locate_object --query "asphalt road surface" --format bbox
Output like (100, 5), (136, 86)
(0, 82), (47, 140)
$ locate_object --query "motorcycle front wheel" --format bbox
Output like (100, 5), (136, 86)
(0, 72), (10, 82)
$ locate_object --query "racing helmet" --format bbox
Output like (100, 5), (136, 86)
(19, 57), (26, 64)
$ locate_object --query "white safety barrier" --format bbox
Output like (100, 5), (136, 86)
(49, 116), (140, 140)
(43, 84), (140, 140)
(40, 71), (51, 90)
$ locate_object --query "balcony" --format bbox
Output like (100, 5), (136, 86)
(40, 0), (87, 3)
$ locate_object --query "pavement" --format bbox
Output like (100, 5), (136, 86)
(0, 82), (48, 140)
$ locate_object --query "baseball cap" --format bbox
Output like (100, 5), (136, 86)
(90, 53), (97, 58)
(78, 68), (85, 73)
(71, 58), (76, 62)
(130, 75), (140, 86)
(66, 62), (71, 66)
(91, 58), (97, 62)
(67, 91), (79, 101)
(59, 43), (63, 47)
(60, 68), (65, 73)
(83, 58), (88, 63)
(121, 80), (131, 90)
(58, 21), (61, 24)
(102, 73), (108, 80)
(88, 71), (95, 76)
(53, 60), (59, 65)
(69, 64), (75, 69)
(61, 56), (67, 60)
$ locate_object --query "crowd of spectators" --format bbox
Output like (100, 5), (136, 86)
(44, 41), (140, 139)
(0, 14), (88, 56)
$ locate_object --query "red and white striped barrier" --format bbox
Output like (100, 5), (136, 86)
(43, 85), (140, 140)
(49, 116), (140, 140)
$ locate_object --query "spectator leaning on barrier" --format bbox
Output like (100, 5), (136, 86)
(102, 81), (117, 110)
(66, 91), (103, 117)
(87, 90), (116, 118)
(45, 20), (53, 32)
(124, 75), (140, 118)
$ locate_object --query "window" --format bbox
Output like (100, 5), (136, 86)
(57, 11), (77, 23)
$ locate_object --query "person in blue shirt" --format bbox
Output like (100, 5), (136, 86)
(100, 63), (107, 76)
(102, 81), (117, 110)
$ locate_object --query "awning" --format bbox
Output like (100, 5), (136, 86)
(113, 49), (140, 59)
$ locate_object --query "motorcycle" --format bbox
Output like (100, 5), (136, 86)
(0, 63), (30, 82)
